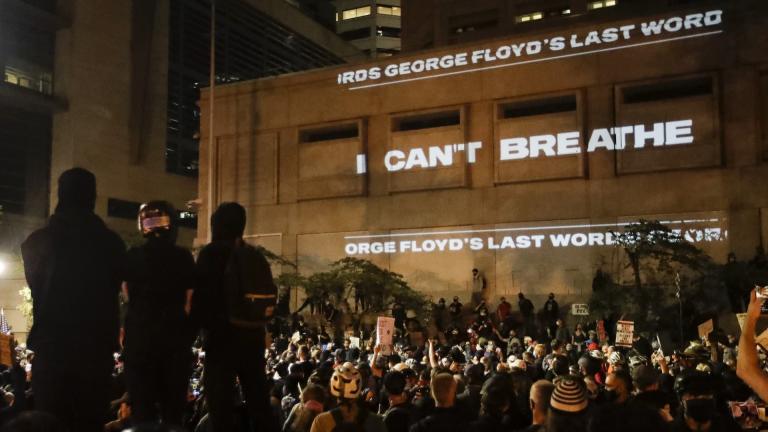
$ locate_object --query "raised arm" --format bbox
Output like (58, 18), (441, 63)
(737, 289), (768, 402)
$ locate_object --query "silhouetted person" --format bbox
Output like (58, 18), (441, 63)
(123, 201), (196, 427)
(193, 202), (278, 432)
(21, 168), (126, 432)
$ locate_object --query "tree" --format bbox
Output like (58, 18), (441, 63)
(590, 220), (727, 339)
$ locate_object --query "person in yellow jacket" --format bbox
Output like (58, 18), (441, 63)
(310, 362), (386, 432)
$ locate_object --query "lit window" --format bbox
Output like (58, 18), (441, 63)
(341, 6), (372, 20)
(377, 5), (401, 16)
(515, 11), (543, 23)
(588, 0), (617, 10)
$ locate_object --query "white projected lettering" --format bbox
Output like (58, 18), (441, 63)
(337, 10), (723, 90)
(361, 120), (693, 173)
(500, 120), (694, 161)
(344, 224), (726, 256)
(382, 142), (482, 173)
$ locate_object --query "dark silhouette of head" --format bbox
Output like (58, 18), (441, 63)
(2, 411), (67, 432)
(211, 202), (246, 242)
(56, 167), (96, 212)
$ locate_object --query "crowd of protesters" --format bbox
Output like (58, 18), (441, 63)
(0, 167), (767, 432)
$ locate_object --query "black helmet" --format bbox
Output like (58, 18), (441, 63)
(674, 371), (714, 398)
(137, 201), (177, 240)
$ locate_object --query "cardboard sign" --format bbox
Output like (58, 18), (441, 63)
(756, 329), (768, 351)
(0, 334), (12, 367)
(615, 320), (635, 348)
(349, 336), (360, 349)
(571, 304), (590, 316)
(376, 316), (395, 347)
(697, 319), (714, 340)
(737, 313), (748, 331)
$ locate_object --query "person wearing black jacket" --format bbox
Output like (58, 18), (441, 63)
(21, 168), (126, 432)
(410, 373), (466, 432)
(193, 202), (278, 432)
(122, 201), (196, 427)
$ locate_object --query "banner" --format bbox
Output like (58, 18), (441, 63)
(698, 319), (714, 340)
(615, 320), (635, 348)
(571, 304), (590, 316)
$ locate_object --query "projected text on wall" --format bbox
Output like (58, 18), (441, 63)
(356, 119), (693, 174)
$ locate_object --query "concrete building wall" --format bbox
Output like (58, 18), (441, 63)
(51, 0), (199, 246)
(198, 2), (768, 309)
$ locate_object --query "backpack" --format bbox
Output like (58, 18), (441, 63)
(330, 407), (368, 432)
(224, 243), (277, 328)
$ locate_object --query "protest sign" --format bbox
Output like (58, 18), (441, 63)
(377, 316), (395, 346)
(756, 328), (768, 351)
(571, 304), (589, 316)
(349, 336), (360, 349)
(291, 331), (301, 343)
(615, 320), (635, 347)
(697, 319), (714, 340)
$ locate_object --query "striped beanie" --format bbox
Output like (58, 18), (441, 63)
(550, 376), (588, 413)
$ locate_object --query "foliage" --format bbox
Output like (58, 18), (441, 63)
(299, 257), (430, 317)
(590, 220), (726, 337)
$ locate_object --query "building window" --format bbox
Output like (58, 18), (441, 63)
(515, 12), (543, 23)
(376, 26), (401, 38)
(3, 60), (53, 95)
(341, 6), (371, 20)
(588, 0), (617, 10)
(377, 5), (401, 16)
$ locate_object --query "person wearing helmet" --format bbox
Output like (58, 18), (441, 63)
(671, 371), (739, 431)
(123, 201), (195, 425)
(310, 362), (386, 432)
(122, 201), (196, 427)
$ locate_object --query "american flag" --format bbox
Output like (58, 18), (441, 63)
(0, 309), (11, 335)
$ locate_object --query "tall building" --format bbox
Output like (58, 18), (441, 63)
(0, 0), (60, 337)
(198, 0), (768, 311)
(401, 0), (697, 52)
(0, 0), (363, 340)
(333, 0), (402, 57)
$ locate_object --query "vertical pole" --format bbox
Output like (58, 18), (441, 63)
(207, 0), (216, 241)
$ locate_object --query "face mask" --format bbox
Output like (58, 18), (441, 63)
(685, 398), (716, 423)
(603, 389), (620, 403)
